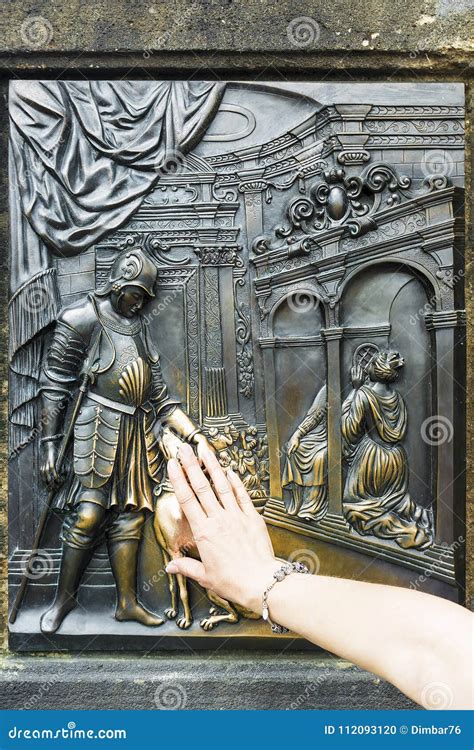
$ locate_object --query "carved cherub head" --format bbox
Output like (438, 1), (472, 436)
(368, 350), (405, 384)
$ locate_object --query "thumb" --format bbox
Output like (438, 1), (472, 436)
(166, 557), (206, 584)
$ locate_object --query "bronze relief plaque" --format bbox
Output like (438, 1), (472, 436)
(7, 81), (466, 651)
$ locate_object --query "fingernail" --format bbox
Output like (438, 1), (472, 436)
(166, 562), (179, 574)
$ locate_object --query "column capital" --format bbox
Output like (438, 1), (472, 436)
(238, 179), (268, 193)
(425, 310), (466, 330)
(322, 327), (344, 341)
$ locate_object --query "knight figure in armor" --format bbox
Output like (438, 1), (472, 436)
(39, 247), (210, 634)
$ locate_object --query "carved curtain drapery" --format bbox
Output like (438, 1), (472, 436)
(8, 80), (226, 452)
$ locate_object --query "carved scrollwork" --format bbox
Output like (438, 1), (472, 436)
(341, 211), (427, 250)
(423, 174), (451, 192)
(146, 235), (189, 265)
(276, 195), (315, 236)
(365, 119), (463, 135)
(275, 163), (411, 242)
(194, 245), (244, 267)
(251, 235), (272, 255)
(144, 184), (199, 205)
(234, 277), (254, 399)
(212, 176), (239, 203)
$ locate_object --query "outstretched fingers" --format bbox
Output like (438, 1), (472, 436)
(199, 445), (240, 512)
(226, 468), (258, 516)
(176, 443), (222, 516)
(167, 458), (206, 529)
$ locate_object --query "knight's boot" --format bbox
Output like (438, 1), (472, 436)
(108, 540), (164, 626)
(40, 544), (93, 634)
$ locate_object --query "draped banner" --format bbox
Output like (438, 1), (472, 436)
(8, 80), (226, 453)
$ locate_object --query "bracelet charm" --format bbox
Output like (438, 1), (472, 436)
(262, 561), (310, 634)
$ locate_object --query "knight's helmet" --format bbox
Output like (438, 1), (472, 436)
(96, 246), (158, 298)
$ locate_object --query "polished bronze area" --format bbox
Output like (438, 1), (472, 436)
(342, 350), (433, 549)
(282, 384), (328, 522)
(8, 81), (466, 650)
(36, 246), (215, 634)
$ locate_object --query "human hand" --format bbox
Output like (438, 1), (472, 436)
(166, 443), (278, 614)
(40, 440), (60, 487)
(193, 432), (215, 462)
(286, 433), (300, 456)
(351, 364), (366, 389)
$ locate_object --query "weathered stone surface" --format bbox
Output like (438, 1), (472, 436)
(0, 653), (416, 710)
(0, 0), (473, 55)
(0, 0), (473, 72)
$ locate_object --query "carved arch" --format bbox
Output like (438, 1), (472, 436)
(339, 256), (443, 312)
(268, 285), (328, 332)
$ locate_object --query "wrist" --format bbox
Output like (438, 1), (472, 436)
(241, 558), (283, 615)
(40, 434), (64, 444)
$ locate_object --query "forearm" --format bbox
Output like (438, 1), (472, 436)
(297, 407), (323, 437)
(166, 444), (473, 710)
(163, 407), (201, 442)
(40, 391), (69, 438)
(246, 573), (473, 708)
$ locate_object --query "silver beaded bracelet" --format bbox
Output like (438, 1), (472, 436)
(262, 561), (310, 634)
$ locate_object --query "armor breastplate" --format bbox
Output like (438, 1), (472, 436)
(93, 327), (152, 407)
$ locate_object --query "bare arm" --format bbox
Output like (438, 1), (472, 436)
(167, 444), (473, 710)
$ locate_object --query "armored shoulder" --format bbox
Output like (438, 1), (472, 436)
(58, 296), (98, 344)
(41, 297), (98, 389)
